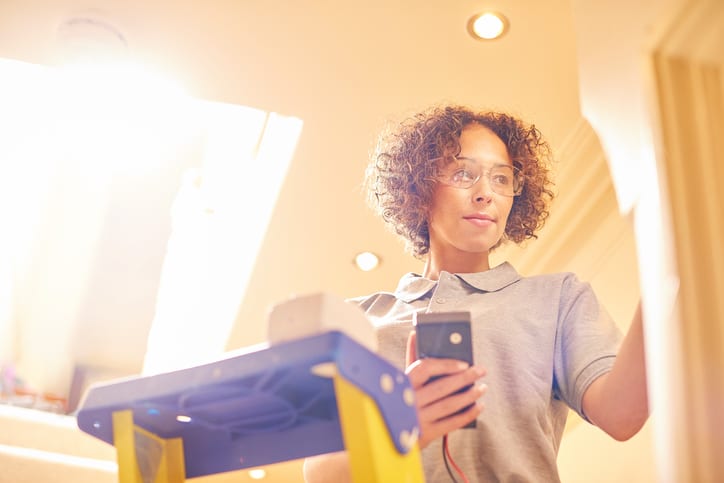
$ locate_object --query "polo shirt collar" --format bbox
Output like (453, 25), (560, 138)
(394, 261), (521, 303)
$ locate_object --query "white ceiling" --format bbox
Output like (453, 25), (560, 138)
(0, 0), (591, 367)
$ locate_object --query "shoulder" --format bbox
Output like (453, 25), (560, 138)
(509, 270), (601, 316)
(346, 272), (424, 309)
(514, 270), (588, 294)
(347, 291), (397, 310)
(522, 270), (593, 292)
(346, 288), (408, 325)
(523, 270), (578, 284)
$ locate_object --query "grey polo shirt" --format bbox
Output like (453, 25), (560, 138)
(350, 262), (622, 483)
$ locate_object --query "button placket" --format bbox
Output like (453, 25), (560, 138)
(429, 272), (454, 308)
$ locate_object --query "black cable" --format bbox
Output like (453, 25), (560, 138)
(442, 434), (460, 483)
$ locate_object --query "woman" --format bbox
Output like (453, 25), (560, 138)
(304, 105), (648, 482)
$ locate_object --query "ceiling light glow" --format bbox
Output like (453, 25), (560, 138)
(354, 251), (380, 272)
(467, 12), (509, 40)
(248, 469), (267, 479)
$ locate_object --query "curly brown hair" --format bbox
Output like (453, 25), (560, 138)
(366, 105), (555, 258)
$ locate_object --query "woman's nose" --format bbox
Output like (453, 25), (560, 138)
(472, 175), (494, 203)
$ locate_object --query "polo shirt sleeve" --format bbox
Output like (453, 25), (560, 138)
(552, 274), (623, 421)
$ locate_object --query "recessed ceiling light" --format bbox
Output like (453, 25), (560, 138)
(354, 251), (380, 271)
(248, 469), (266, 479)
(467, 12), (509, 41)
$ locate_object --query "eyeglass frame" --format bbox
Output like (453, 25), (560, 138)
(433, 156), (525, 197)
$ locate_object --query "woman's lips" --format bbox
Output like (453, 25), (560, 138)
(463, 214), (495, 227)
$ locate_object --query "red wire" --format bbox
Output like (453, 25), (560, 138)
(443, 434), (470, 483)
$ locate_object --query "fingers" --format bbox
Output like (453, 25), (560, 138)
(414, 365), (486, 408)
(416, 385), (486, 449)
(406, 356), (485, 390)
(418, 382), (487, 424)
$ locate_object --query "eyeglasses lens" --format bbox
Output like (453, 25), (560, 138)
(439, 159), (522, 196)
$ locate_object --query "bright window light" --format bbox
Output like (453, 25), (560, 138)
(0, 56), (302, 393)
(0, 56), (199, 393)
(142, 100), (303, 375)
(52, 60), (191, 176)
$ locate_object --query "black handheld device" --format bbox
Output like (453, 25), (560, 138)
(413, 311), (476, 428)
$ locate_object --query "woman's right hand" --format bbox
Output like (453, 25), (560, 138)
(405, 331), (487, 449)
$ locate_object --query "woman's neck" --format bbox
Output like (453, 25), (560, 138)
(422, 251), (491, 280)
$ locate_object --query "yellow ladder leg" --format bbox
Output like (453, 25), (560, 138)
(334, 375), (425, 483)
(112, 410), (186, 483)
